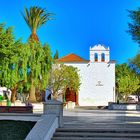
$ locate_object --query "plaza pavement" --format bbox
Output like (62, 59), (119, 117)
(0, 103), (140, 126)
(63, 109), (140, 128)
(0, 103), (140, 139)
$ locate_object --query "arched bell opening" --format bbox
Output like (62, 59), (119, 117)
(94, 53), (98, 62)
(101, 53), (105, 62)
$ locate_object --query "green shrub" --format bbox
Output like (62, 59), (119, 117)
(0, 95), (4, 101)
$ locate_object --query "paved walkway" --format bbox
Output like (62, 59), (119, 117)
(63, 109), (140, 128)
(0, 103), (140, 129)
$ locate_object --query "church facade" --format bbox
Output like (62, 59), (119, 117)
(56, 44), (115, 106)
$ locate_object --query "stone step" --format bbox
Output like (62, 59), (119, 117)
(54, 132), (140, 137)
(63, 125), (140, 128)
(63, 124), (140, 128)
(52, 128), (140, 140)
(56, 128), (140, 133)
(52, 137), (140, 140)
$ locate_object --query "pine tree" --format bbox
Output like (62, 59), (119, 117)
(128, 8), (140, 45)
(54, 50), (59, 59)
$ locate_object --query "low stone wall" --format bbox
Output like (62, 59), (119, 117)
(26, 100), (63, 140)
(25, 115), (58, 140)
(43, 100), (63, 127)
(0, 106), (33, 113)
(108, 103), (140, 110)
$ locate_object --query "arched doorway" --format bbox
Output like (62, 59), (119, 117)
(64, 88), (78, 105)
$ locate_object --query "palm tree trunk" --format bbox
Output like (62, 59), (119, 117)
(30, 32), (39, 42)
(29, 79), (36, 102)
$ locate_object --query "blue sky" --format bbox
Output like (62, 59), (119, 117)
(0, 0), (140, 63)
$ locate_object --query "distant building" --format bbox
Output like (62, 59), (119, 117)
(56, 44), (115, 106)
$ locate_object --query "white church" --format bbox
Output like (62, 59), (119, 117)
(56, 44), (115, 106)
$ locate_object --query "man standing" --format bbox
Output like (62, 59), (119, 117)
(45, 88), (52, 101)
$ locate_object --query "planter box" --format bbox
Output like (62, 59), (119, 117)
(0, 106), (33, 113)
(108, 103), (140, 110)
(14, 100), (22, 106)
(67, 101), (75, 110)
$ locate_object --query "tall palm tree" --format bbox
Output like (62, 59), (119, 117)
(22, 6), (53, 41)
(22, 6), (53, 102)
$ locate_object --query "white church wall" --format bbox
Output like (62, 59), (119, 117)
(65, 62), (115, 106)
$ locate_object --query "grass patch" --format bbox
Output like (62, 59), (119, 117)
(0, 120), (36, 140)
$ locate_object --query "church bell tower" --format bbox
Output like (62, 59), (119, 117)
(90, 44), (110, 63)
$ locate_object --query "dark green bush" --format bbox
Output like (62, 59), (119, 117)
(0, 95), (4, 101)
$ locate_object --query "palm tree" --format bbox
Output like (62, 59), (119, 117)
(22, 6), (53, 41)
(21, 6), (53, 102)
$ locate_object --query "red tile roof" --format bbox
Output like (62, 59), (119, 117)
(56, 53), (89, 63)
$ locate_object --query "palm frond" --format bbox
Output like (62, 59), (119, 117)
(22, 6), (54, 36)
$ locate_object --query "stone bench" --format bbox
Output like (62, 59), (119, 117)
(0, 106), (33, 113)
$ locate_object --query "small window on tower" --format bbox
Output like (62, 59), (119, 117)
(101, 53), (105, 62)
(94, 53), (98, 62)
